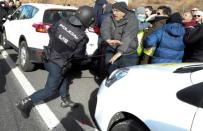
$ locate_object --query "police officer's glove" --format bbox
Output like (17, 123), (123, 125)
(60, 62), (72, 77)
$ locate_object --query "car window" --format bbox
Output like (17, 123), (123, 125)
(31, 6), (39, 18)
(11, 5), (38, 20)
(19, 5), (36, 19)
(177, 82), (203, 108)
(43, 9), (76, 24)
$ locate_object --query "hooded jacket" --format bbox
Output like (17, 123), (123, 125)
(144, 23), (185, 63)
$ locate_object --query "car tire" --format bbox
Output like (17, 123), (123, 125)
(110, 119), (147, 131)
(18, 41), (34, 71)
(0, 31), (11, 49)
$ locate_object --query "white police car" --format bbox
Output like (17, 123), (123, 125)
(1, 3), (98, 71)
(95, 63), (203, 131)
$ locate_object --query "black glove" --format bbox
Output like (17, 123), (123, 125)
(42, 46), (51, 63)
(60, 62), (72, 77)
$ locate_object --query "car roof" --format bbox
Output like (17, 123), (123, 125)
(23, 3), (78, 10)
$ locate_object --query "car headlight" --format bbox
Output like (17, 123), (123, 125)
(105, 67), (129, 87)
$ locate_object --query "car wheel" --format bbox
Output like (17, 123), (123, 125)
(0, 31), (11, 49)
(18, 41), (34, 71)
(110, 119), (148, 131)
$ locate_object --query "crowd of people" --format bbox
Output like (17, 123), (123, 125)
(93, 0), (203, 77)
(0, 0), (21, 25)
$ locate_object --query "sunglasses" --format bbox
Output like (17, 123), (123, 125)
(194, 15), (201, 17)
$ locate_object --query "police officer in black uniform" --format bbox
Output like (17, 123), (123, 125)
(16, 5), (95, 118)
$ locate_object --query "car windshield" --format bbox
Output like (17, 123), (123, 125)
(43, 9), (76, 24)
(174, 64), (203, 73)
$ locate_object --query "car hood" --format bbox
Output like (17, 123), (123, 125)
(96, 63), (203, 131)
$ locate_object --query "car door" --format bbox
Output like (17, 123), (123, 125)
(190, 67), (203, 131)
(4, 5), (36, 48)
(177, 82), (203, 131)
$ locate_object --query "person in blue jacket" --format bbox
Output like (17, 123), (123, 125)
(144, 12), (185, 64)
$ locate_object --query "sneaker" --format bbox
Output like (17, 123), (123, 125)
(16, 97), (33, 118)
(61, 96), (79, 108)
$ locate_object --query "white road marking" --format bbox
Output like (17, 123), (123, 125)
(0, 46), (59, 130)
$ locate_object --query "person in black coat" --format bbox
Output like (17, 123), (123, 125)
(0, 1), (8, 25)
(93, 0), (107, 27)
(7, 0), (16, 15)
(183, 23), (203, 62)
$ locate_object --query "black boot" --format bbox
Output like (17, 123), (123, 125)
(16, 97), (34, 118)
(61, 95), (78, 108)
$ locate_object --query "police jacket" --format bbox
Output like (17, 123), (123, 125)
(47, 17), (89, 67)
(100, 11), (139, 54)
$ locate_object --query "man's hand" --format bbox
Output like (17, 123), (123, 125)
(106, 39), (122, 46)
(109, 52), (122, 64)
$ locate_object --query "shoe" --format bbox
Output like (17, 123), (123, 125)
(61, 95), (78, 108)
(16, 97), (34, 118)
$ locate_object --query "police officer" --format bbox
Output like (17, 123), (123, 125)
(16, 5), (95, 118)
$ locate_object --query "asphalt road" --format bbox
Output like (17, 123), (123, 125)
(0, 47), (100, 131)
(0, 54), (48, 131)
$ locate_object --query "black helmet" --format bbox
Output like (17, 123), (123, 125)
(76, 5), (95, 28)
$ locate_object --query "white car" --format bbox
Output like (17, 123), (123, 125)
(95, 63), (203, 131)
(1, 3), (98, 71)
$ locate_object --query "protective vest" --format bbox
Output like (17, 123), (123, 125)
(137, 30), (145, 56)
(49, 19), (87, 59)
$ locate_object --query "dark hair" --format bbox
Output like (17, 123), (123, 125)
(145, 6), (154, 12)
(9, 0), (14, 3)
(167, 12), (183, 24)
(157, 5), (172, 16)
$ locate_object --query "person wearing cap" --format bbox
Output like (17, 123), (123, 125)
(136, 6), (152, 30)
(144, 12), (185, 63)
(16, 6), (95, 118)
(135, 6), (152, 57)
(100, 2), (139, 75)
